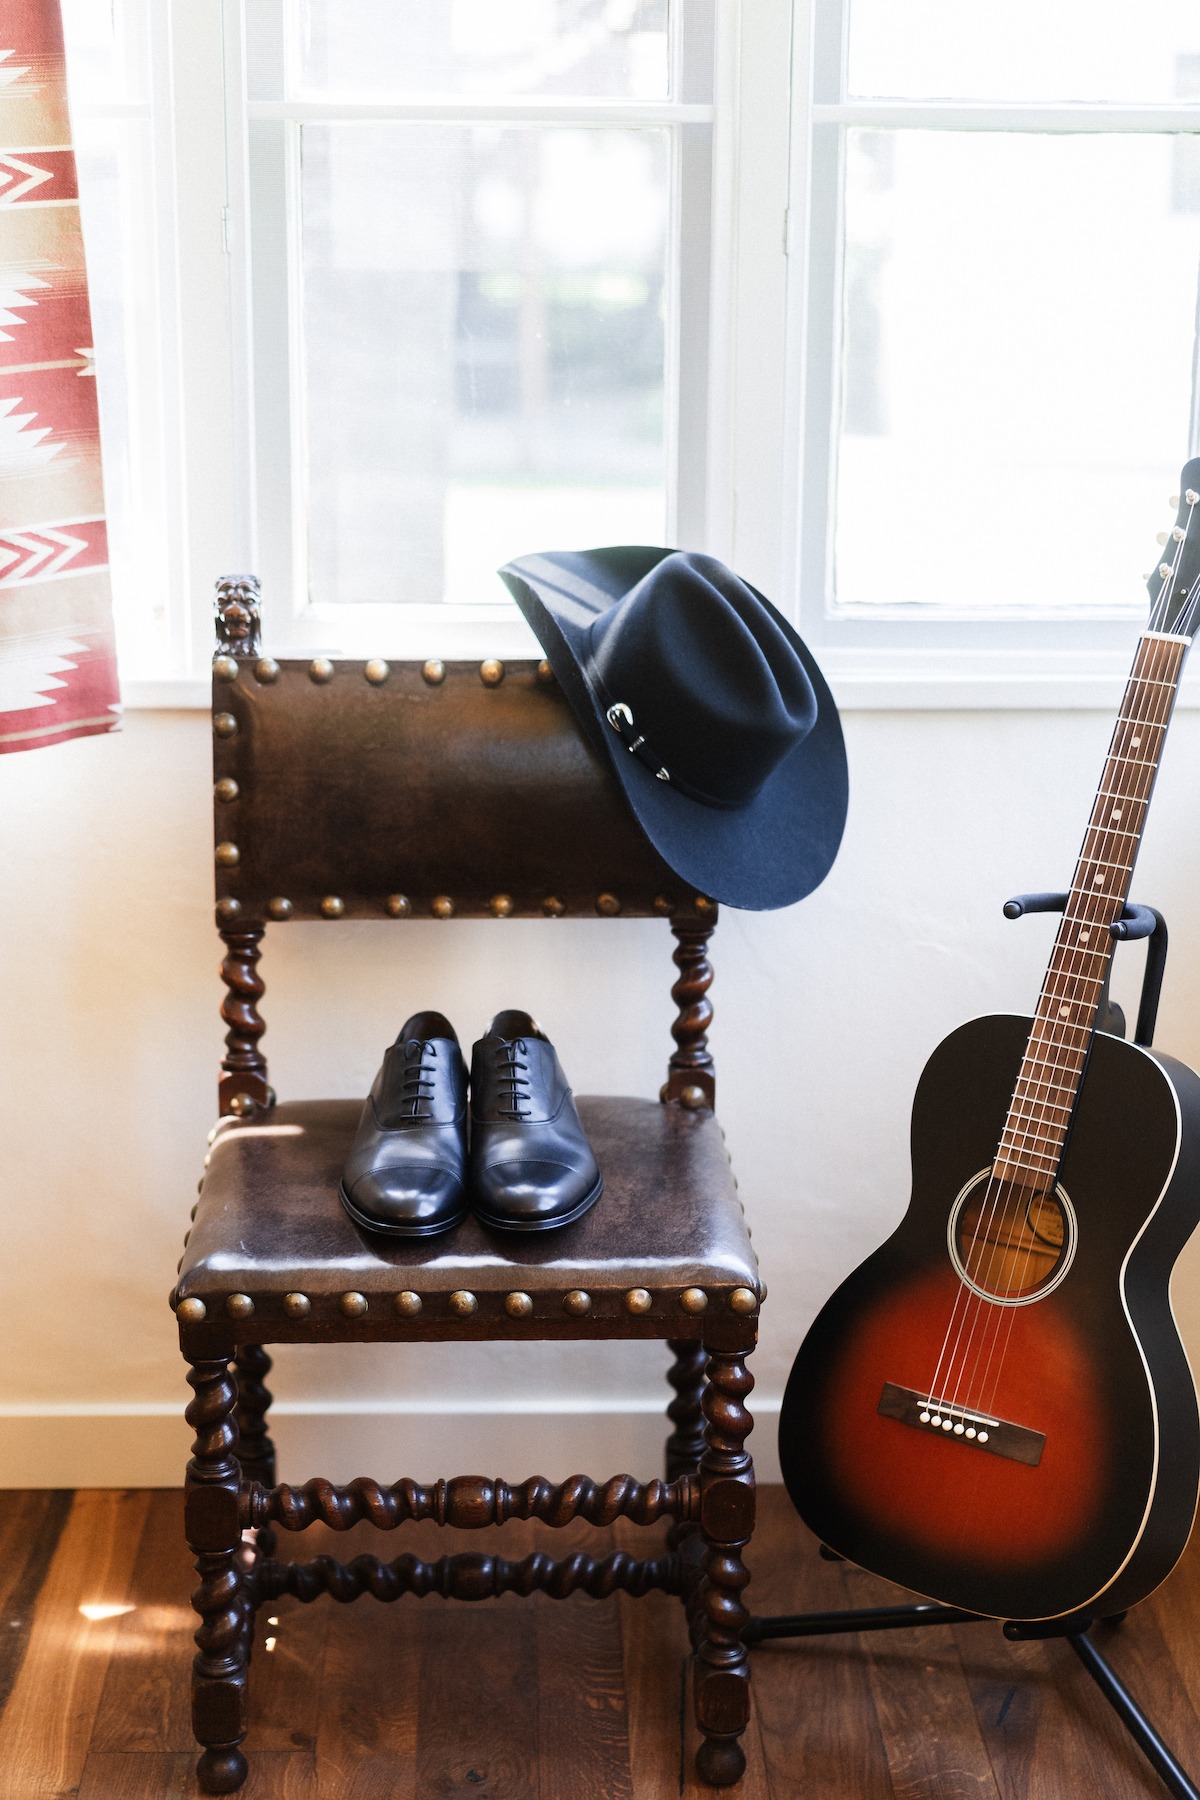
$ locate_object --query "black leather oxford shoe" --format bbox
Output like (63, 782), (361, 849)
(340, 1011), (469, 1237)
(469, 1010), (602, 1231)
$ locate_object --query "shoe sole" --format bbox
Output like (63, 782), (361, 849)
(472, 1172), (604, 1234)
(339, 1182), (470, 1240)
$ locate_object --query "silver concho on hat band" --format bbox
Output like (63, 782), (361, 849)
(606, 702), (671, 782)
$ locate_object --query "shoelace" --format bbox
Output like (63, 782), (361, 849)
(493, 1039), (532, 1120)
(399, 1039), (438, 1120)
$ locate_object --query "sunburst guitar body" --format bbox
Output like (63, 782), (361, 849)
(781, 1011), (1200, 1619)
(781, 463), (1200, 1621)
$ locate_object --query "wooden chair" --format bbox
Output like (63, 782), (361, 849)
(173, 576), (761, 1793)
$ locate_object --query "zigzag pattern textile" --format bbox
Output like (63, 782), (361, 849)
(0, 0), (119, 755)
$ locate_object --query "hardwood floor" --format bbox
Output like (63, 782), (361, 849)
(1, 1485), (1198, 1797)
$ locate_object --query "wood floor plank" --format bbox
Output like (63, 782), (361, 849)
(744, 1496), (894, 1800)
(0, 1489), (151, 1798)
(0, 1490), (73, 1719)
(91, 1489), (195, 1753)
(414, 1596), (540, 1798)
(536, 1574), (634, 1800)
(77, 1749), (320, 1798)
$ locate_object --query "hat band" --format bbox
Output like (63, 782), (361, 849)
(585, 659), (746, 811)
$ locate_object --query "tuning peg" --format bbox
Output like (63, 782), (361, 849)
(1160, 563), (1173, 578)
(1171, 494), (1180, 507)
(1173, 526), (1186, 541)
(1157, 532), (1169, 545)
(1188, 489), (1199, 505)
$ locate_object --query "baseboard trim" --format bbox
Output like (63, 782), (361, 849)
(0, 1402), (783, 1488)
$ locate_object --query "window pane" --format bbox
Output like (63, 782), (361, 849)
(848, 1), (1200, 105)
(834, 132), (1200, 612)
(301, 125), (668, 606)
(296, 0), (669, 101)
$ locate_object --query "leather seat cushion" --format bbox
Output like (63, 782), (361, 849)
(178, 1096), (759, 1329)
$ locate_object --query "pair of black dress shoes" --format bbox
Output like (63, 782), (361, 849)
(339, 1009), (602, 1238)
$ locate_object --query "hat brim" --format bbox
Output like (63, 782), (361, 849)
(499, 547), (848, 911)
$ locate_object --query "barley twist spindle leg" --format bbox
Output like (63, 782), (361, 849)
(186, 1355), (249, 1794)
(693, 1345), (755, 1787)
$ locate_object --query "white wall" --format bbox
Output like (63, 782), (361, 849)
(5, 700), (1200, 1487)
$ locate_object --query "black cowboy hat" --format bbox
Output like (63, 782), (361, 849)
(498, 546), (848, 911)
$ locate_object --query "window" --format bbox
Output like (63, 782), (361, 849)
(788, 0), (1200, 694)
(237, 0), (716, 655)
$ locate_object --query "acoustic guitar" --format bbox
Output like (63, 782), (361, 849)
(781, 462), (1200, 1622)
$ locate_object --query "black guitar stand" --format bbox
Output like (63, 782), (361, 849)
(744, 894), (1200, 1800)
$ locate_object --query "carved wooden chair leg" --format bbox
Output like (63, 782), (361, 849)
(234, 1345), (276, 1558)
(693, 1345), (755, 1788)
(185, 1355), (250, 1795)
(666, 1339), (708, 1480)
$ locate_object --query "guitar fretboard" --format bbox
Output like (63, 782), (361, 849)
(993, 631), (1189, 1190)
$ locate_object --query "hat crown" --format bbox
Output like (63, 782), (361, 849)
(585, 552), (817, 808)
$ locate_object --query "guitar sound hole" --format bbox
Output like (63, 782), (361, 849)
(950, 1173), (1074, 1304)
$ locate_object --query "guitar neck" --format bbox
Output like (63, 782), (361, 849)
(994, 630), (1190, 1188)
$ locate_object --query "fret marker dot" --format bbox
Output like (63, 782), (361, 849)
(1094, 874), (1105, 887)
(1059, 1003), (1071, 1017)
(1079, 930), (1090, 943)
(1111, 810), (1121, 822)
(1131, 737), (1142, 749)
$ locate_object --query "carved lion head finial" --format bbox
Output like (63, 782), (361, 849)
(215, 574), (262, 656)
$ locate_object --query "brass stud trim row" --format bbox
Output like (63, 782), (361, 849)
(174, 1285), (759, 1328)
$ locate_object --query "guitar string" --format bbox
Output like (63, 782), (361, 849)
(955, 636), (1182, 1427)
(967, 627), (1188, 1427)
(927, 682), (1165, 1432)
(918, 530), (1194, 1427)
(934, 633), (1180, 1430)
(948, 538), (1196, 1426)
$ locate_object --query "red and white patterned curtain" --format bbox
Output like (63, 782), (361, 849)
(0, 0), (119, 755)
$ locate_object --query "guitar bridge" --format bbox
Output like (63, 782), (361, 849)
(878, 1381), (1045, 1467)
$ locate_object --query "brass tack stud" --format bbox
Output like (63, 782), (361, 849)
(679, 1287), (709, 1314)
(394, 1290), (423, 1318)
(624, 1288), (653, 1316)
(490, 893), (514, 918)
(535, 659), (556, 684)
(479, 658), (504, 686)
(213, 711), (238, 738)
(422, 659), (446, 685)
(320, 895), (345, 918)
(282, 1292), (311, 1319)
(505, 1291), (534, 1319)
(542, 896), (566, 918)
(364, 658), (390, 685)
(190, 1202), (198, 1220)
(448, 1290), (478, 1317)
(309, 657), (335, 683)
(431, 895), (455, 920)
(728, 1287), (759, 1315)
(653, 894), (674, 916)
(386, 894), (412, 918)
(680, 1085), (708, 1111)
(214, 777), (239, 804)
(213, 655), (239, 683)
(268, 896), (293, 921)
(596, 892), (621, 917)
(215, 841), (240, 868)
(694, 894), (716, 917)
(215, 897), (242, 923)
(176, 1297), (207, 1324)
(340, 1291), (368, 1318)
(228, 1093), (257, 1118)
(563, 1289), (592, 1317)
(226, 1292), (255, 1319)
(254, 657), (280, 684)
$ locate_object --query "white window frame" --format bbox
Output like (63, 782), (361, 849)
(117, 0), (1200, 709)
(777, 0), (1200, 709)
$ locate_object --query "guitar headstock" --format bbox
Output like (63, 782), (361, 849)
(1148, 457), (1200, 639)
